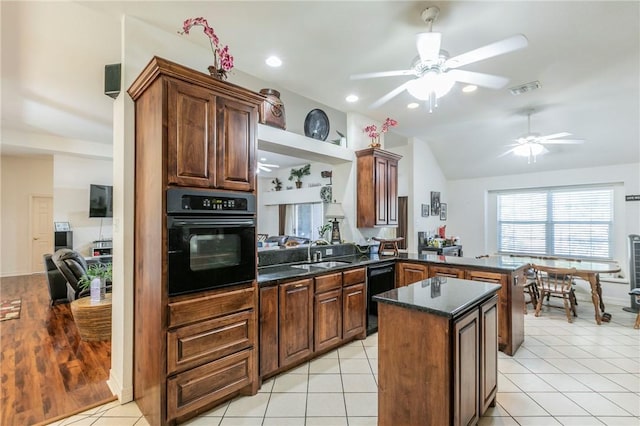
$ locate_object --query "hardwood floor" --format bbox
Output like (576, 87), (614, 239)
(0, 273), (115, 426)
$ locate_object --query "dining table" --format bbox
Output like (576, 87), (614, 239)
(506, 256), (621, 325)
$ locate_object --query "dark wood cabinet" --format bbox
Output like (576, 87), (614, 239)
(378, 289), (498, 426)
(343, 282), (366, 339)
(128, 57), (262, 426)
(167, 79), (217, 188)
(279, 278), (314, 367)
(356, 148), (402, 228)
(430, 264), (465, 279)
(259, 267), (367, 379)
(216, 97), (257, 191)
(396, 262), (428, 287)
(314, 288), (343, 351)
(259, 286), (279, 377)
(453, 307), (480, 426)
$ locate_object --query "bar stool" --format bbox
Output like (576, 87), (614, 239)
(372, 237), (403, 256)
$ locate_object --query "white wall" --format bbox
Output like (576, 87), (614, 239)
(0, 155), (54, 276)
(53, 154), (113, 256)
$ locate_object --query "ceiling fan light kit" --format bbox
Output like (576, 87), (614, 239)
(350, 5), (528, 112)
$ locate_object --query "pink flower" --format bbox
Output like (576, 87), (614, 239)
(178, 17), (232, 74)
(363, 118), (397, 139)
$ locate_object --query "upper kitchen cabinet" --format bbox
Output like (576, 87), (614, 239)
(356, 148), (402, 227)
(128, 56), (263, 192)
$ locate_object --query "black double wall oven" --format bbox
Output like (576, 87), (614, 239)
(167, 188), (257, 296)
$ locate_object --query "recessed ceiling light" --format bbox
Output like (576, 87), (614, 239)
(260, 157), (267, 162)
(462, 85), (477, 93)
(265, 56), (282, 67)
(345, 94), (359, 103)
(407, 102), (420, 109)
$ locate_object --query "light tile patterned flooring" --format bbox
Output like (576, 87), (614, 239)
(49, 302), (639, 426)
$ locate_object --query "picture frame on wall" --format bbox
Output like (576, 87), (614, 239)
(54, 222), (70, 232)
(430, 191), (441, 215)
(440, 203), (447, 221)
(421, 204), (430, 217)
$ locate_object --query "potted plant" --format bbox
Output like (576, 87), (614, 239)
(317, 222), (332, 243)
(289, 164), (310, 189)
(271, 177), (283, 191)
(78, 263), (112, 302)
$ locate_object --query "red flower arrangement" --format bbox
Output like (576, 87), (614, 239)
(178, 17), (234, 79)
(363, 118), (398, 147)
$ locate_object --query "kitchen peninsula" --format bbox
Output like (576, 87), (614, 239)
(374, 277), (501, 426)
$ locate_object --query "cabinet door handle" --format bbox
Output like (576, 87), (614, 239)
(294, 283), (304, 288)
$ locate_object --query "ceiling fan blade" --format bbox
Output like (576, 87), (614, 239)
(369, 82), (410, 109)
(447, 69), (509, 89)
(416, 32), (442, 62)
(498, 147), (519, 158)
(539, 139), (584, 145)
(350, 69), (414, 80)
(445, 34), (528, 69)
(538, 132), (572, 140)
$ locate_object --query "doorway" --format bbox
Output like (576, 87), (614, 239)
(30, 195), (53, 272)
(397, 196), (408, 250)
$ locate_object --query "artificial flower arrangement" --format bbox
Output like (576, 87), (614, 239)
(363, 117), (398, 147)
(178, 17), (234, 79)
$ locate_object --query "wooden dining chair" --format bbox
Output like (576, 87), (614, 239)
(523, 267), (539, 314)
(533, 265), (578, 323)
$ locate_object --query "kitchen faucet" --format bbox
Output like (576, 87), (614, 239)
(307, 240), (314, 263)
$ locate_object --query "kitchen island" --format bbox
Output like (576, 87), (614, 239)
(374, 277), (501, 426)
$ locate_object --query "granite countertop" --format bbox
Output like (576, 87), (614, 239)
(257, 253), (529, 285)
(373, 277), (502, 319)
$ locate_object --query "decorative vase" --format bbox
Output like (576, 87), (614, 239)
(369, 136), (381, 148)
(295, 181), (302, 189)
(90, 277), (106, 302)
(259, 88), (286, 129)
(208, 66), (227, 80)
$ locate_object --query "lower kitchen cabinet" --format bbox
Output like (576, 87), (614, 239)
(430, 264), (465, 279)
(377, 282), (498, 426)
(279, 278), (314, 367)
(314, 288), (343, 351)
(343, 283), (366, 339)
(259, 267), (367, 379)
(396, 261), (428, 287)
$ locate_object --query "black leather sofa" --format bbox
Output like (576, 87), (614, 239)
(43, 253), (68, 305)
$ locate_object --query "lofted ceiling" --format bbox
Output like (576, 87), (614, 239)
(1, 1), (638, 179)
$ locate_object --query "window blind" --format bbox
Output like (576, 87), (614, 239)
(497, 187), (613, 259)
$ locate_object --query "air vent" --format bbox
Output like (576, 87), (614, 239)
(509, 81), (541, 95)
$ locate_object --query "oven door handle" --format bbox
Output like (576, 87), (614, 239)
(168, 217), (256, 227)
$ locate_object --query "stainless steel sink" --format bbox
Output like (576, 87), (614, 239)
(289, 260), (351, 270)
(308, 261), (351, 268)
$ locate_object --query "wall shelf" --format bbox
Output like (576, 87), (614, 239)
(261, 186), (324, 206)
(257, 124), (354, 165)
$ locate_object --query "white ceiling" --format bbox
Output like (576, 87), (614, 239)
(2, 1), (638, 179)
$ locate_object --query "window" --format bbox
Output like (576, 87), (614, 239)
(497, 186), (613, 259)
(284, 203), (324, 240)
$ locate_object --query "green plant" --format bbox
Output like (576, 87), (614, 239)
(78, 263), (112, 290)
(288, 164), (311, 184)
(317, 222), (332, 241)
(271, 177), (282, 191)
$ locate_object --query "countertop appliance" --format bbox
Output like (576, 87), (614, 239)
(366, 261), (395, 334)
(167, 188), (257, 296)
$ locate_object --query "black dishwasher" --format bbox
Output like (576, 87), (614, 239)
(367, 262), (395, 335)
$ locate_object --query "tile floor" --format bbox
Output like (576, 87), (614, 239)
(48, 302), (639, 426)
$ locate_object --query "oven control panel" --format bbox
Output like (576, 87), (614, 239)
(182, 195), (248, 211)
(166, 188), (256, 215)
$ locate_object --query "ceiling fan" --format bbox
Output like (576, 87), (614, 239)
(257, 161), (280, 173)
(500, 110), (585, 163)
(350, 6), (528, 112)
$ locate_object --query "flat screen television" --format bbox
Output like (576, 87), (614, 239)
(89, 184), (113, 218)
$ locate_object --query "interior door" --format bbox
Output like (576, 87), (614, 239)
(31, 195), (53, 272)
(397, 196), (408, 249)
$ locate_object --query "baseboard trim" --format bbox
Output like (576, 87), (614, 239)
(108, 369), (134, 403)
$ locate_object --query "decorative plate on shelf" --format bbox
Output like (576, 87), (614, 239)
(320, 186), (332, 203)
(304, 109), (330, 141)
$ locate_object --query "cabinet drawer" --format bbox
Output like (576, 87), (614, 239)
(343, 267), (365, 286)
(167, 310), (254, 375)
(167, 348), (254, 421)
(169, 286), (255, 328)
(315, 272), (342, 293)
